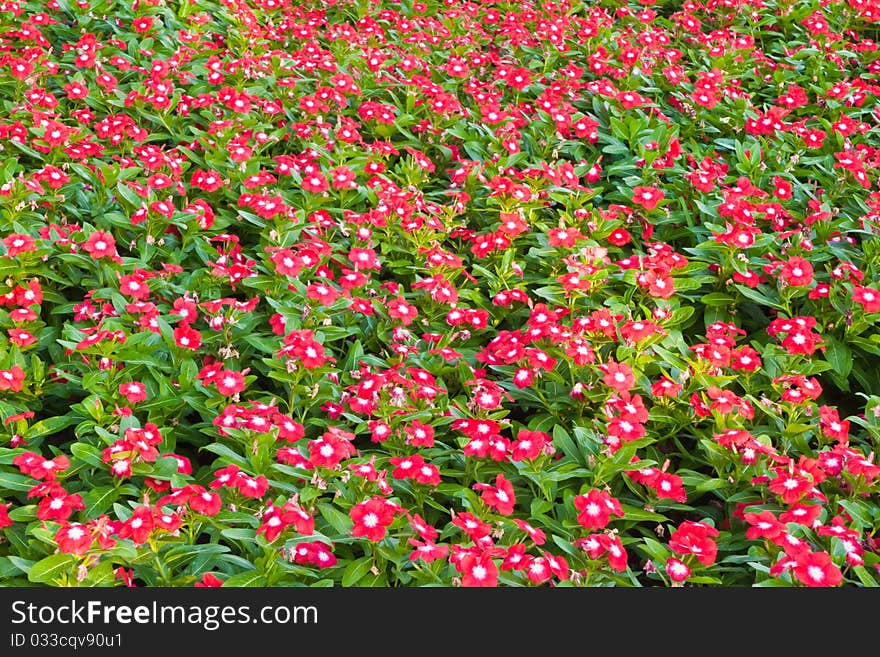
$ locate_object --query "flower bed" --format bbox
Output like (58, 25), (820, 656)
(1, 0), (880, 587)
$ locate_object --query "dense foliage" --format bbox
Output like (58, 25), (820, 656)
(1, 0), (880, 587)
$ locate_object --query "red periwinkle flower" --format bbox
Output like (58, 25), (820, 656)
(666, 558), (691, 583)
(574, 489), (624, 530)
(793, 551), (843, 587)
(669, 521), (719, 566)
(0, 503), (13, 529)
(631, 186), (665, 210)
(473, 474), (517, 515)
(350, 496), (399, 542)
(195, 573), (224, 587)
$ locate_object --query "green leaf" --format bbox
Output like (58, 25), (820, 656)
(79, 394), (105, 421)
(5, 556), (34, 576)
(82, 486), (122, 519)
(825, 336), (852, 380)
(620, 505), (669, 522)
(222, 570), (266, 587)
(28, 553), (77, 584)
(201, 443), (250, 468)
(0, 471), (34, 493)
(70, 442), (103, 468)
(83, 560), (117, 587)
(318, 503), (353, 535)
(221, 528), (257, 542)
(552, 424), (585, 466)
(341, 556), (373, 586)
(853, 566), (879, 587)
(162, 544), (231, 569)
(700, 292), (734, 307)
(734, 284), (785, 311)
(637, 536), (670, 561)
(26, 416), (77, 440)
(695, 478), (731, 493)
(837, 499), (871, 530)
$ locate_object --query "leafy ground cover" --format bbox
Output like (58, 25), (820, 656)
(1, 0), (880, 587)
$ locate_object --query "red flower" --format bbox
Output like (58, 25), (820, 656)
(132, 16), (154, 32)
(651, 376), (683, 397)
(389, 454), (424, 480)
(743, 510), (785, 541)
(853, 285), (880, 313)
(210, 464), (240, 489)
(214, 370), (246, 396)
(154, 509), (182, 533)
(257, 505), (290, 542)
(793, 551), (843, 587)
(0, 365), (26, 392)
(408, 539), (449, 563)
(0, 503), (13, 529)
(82, 230), (118, 260)
(166, 298), (197, 327)
(63, 81), (89, 100)
(574, 489), (624, 530)
(458, 551), (499, 587)
(779, 257), (814, 287)
(669, 521), (719, 566)
(510, 429), (549, 461)
(14, 451), (69, 480)
(473, 474), (516, 515)
(280, 329), (333, 369)
(55, 522), (94, 555)
(173, 325), (202, 350)
(631, 185), (665, 210)
(501, 543), (532, 572)
(767, 469), (815, 504)
(607, 227), (631, 246)
(188, 488), (223, 516)
(330, 166), (357, 190)
(348, 247), (381, 271)
(513, 518), (547, 546)
(273, 414), (305, 442)
(8, 329), (36, 348)
(779, 503), (822, 527)
(666, 558), (691, 583)
(387, 297), (419, 325)
(281, 501), (315, 535)
(600, 533), (629, 571)
(119, 381), (147, 403)
(547, 226), (585, 247)
(117, 505), (154, 544)
(525, 556), (553, 584)
(639, 269), (675, 299)
(36, 491), (85, 522)
(350, 496), (399, 542)
(235, 473), (269, 499)
(3, 233), (37, 256)
(451, 511), (493, 540)
(409, 513), (439, 542)
(644, 471), (687, 503)
(291, 541), (337, 568)
(772, 176), (793, 200)
(308, 429), (356, 469)
(195, 573), (224, 587)
(600, 360), (635, 392)
(301, 172), (329, 193)
(307, 282), (340, 306)
(118, 273), (150, 300)
(404, 420), (434, 447)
